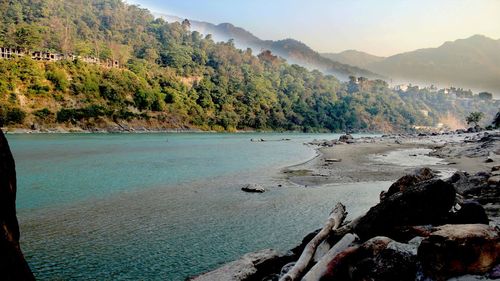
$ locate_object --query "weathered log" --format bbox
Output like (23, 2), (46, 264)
(279, 203), (347, 281)
(302, 233), (357, 281)
(0, 129), (35, 280)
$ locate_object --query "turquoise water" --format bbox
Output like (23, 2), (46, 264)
(8, 133), (388, 280)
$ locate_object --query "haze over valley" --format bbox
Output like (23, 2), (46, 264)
(160, 14), (500, 97)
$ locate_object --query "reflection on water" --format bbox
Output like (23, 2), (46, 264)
(9, 133), (386, 280)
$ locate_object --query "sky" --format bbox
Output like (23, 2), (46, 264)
(128, 0), (500, 57)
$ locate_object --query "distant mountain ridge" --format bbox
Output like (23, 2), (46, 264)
(323, 35), (500, 95)
(157, 14), (381, 80)
(322, 50), (385, 69)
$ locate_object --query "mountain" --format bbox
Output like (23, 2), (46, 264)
(321, 50), (385, 69)
(0, 0), (444, 133)
(365, 35), (500, 95)
(0, 0), (497, 133)
(157, 14), (380, 80)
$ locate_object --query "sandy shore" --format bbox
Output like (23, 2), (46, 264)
(283, 130), (499, 186)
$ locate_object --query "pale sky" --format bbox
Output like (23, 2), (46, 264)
(129, 0), (500, 57)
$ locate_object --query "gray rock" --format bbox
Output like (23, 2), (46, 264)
(387, 240), (419, 256)
(190, 249), (281, 281)
(279, 262), (295, 278)
(348, 237), (418, 281)
(447, 171), (490, 195)
(339, 134), (354, 143)
(242, 184), (266, 193)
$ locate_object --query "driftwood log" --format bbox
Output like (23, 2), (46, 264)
(279, 203), (347, 281)
(302, 233), (357, 281)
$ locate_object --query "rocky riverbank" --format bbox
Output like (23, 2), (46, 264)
(192, 130), (500, 281)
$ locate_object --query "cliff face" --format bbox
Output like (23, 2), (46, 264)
(0, 129), (35, 280)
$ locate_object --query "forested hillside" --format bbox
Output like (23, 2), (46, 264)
(156, 14), (379, 80)
(0, 0), (497, 132)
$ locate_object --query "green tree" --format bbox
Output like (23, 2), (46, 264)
(478, 92), (493, 100)
(13, 24), (42, 50)
(466, 112), (484, 127)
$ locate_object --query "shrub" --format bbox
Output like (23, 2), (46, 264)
(0, 107), (27, 125)
(56, 105), (107, 123)
(34, 108), (53, 119)
(46, 68), (69, 91)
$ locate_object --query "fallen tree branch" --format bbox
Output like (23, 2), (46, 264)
(279, 203), (347, 281)
(302, 233), (357, 281)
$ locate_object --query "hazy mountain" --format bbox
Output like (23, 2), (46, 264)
(365, 35), (500, 94)
(157, 14), (380, 80)
(322, 50), (385, 69)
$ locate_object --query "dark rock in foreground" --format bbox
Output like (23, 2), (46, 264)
(0, 129), (35, 280)
(354, 179), (456, 240)
(196, 167), (500, 281)
(342, 237), (418, 281)
(380, 167), (435, 200)
(418, 224), (500, 280)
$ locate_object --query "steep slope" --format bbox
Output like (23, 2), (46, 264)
(322, 50), (385, 69)
(157, 14), (380, 80)
(366, 35), (500, 94)
(0, 0), (439, 133)
(0, 0), (497, 133)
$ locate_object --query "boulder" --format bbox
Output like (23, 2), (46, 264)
(354, 179), (456, 240)
(339, 134), (353, 143)
(449, 201), (489, 225)
(351, 240), (418, 281)
(279, 262), (295, 278)
(0, 129), (35, 280)
(190, 249), (286, 281)
(488, 175), (500, 186)
(418, 224), (500, 280)
(384, 225), (435, 242)
(447, 171), (490, 195)
(380, 168), (435, 200)
(490, 264), (500, 279)
(242, 184), (266, 193)
(325, 237), (418, 281)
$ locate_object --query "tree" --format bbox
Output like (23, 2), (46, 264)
(181, 19), (191, 31)
(478, 92), (493, 100)
(12, 24), (42, 51)
(466, 112), (484, 127)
